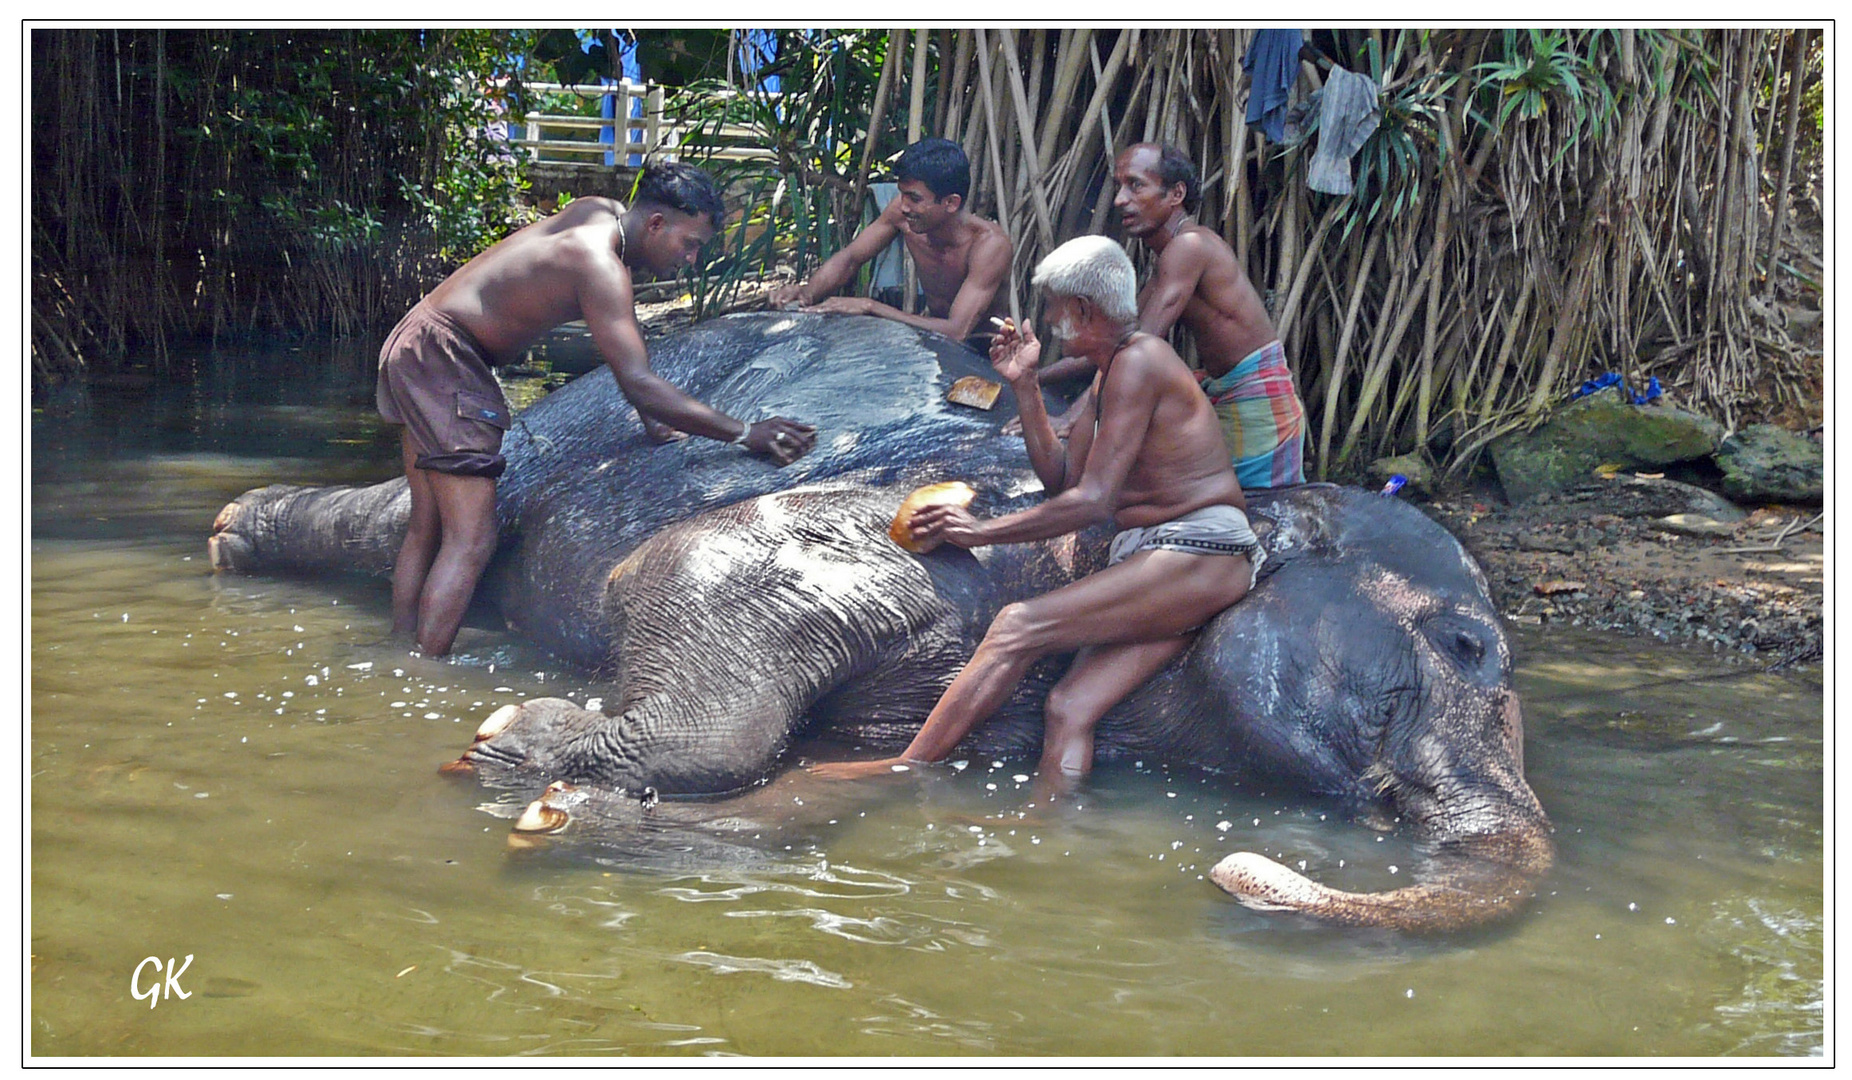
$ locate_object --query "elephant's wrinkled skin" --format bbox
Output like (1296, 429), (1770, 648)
(211, 312), (1551, 932)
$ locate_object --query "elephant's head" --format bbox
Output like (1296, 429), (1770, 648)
(1186, 487), (1553, 932)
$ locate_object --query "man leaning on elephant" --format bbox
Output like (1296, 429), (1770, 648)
(812, 235), (1262, 789)
(376, 162), (817, 658)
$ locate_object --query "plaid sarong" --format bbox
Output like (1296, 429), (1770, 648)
(1196, 340), (1306, 489)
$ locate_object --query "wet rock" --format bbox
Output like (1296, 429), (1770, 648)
(1516, 531), (1579, 554)
(1715, 424), (1824, 504)
(1489, 387), (1724, 503)
(1531, 474), (1746, 524)
(1533, 579), (1587, 596)
(1650, 514), (1739, 539)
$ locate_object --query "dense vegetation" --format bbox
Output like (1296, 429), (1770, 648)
(31, 28), (1823, 480)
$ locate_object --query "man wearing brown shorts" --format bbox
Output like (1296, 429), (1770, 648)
(378, 162), (817, 657)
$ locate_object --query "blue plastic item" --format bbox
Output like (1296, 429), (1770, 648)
(1570, 372), (1662, 406)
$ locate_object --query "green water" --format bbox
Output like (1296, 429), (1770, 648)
(29, 352), (1824, 1058)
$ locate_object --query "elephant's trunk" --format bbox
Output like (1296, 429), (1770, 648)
(1210, 683), (1553, 933)
(1209, 825), (1553, 933)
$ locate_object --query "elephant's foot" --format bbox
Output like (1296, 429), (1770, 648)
(208, 499), (253, 572)
(499, 781), (580, 851)
(441, 698), (592, 778)
(437, 703), (522, 776)
(514, 780), (577, 833)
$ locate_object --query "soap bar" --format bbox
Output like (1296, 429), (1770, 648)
(888, 481), (977, 553)
(946, 376), (1002, 410)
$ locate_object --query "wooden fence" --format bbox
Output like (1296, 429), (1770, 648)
(516, 81), (776, 165)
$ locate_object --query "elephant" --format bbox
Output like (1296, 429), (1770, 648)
(209, 312), (1552, 932)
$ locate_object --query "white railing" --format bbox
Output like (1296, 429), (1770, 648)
(515, 81), (779, 165)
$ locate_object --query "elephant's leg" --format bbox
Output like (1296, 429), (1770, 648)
(209, 478), (410, 578)
(447, 486), (984, 795)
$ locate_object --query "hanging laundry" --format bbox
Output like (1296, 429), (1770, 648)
(1307, 66), (1381, 196)
(1242, 29), (1304, 143)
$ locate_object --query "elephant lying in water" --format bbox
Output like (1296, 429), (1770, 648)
(210, 312), (1551, 932)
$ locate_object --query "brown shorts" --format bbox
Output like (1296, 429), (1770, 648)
(376, 304), (512, 478)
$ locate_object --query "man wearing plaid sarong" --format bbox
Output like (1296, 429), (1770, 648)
(1036, 143), (1307, 487)
(1195, 339), (1306, 490)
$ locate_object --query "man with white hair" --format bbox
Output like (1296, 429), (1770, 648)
(812, 235), (1262, 788)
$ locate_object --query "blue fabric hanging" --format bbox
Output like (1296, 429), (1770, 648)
(1243, 29), (1304, 143)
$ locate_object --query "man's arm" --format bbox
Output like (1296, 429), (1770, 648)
(915, 343), (1159, 551)
(973, 353), (1154, 545)
(771, 205), (902, 308)
(818, 227), (1011, 341)
(578, 248), (815, 462)
(1036, 354), (1096, 385)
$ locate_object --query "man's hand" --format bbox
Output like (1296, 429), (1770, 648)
(907, 501), (985, 551)
(740, 417), (819, 466)
(768, 283), (806, 309)
(808, 757), (923, 781)
(803, 296), (877, 316)
(989, 319), (1042, 384)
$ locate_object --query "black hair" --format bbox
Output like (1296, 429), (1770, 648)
(895, 138), (970, 201)
(632, 161), (727, 228)
(1152, 144), (1201, 214)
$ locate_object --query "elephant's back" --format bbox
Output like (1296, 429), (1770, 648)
(488, 313), (1062, 667)
(497, 314), (1040, 533)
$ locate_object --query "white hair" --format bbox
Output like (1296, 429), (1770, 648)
(1030, 235), (1138, 324)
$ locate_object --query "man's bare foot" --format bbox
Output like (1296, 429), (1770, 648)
(807, 757), (922, 781)
(1029, 766), (1083, 806)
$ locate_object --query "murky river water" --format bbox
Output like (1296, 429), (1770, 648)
(29, 347), (1823, 1058)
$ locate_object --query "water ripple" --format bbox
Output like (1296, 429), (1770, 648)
(673, 951), (852, 989)
(1709, 898), (1824, 1055)
(658, 861), (914, 904)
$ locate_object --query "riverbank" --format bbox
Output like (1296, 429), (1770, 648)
(631, 292), (1824, 668)
(1420, 479), (1824, 668)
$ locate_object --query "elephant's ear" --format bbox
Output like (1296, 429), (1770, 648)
(574, 486), (970, 792)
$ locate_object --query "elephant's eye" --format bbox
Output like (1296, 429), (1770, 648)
(1423, 613), (1493, 671)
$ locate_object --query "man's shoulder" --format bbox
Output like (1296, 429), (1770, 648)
(1112, 333), (1188, 379)
(846, 207), (902, 252)
(1167, 225), (1237, 263)
(970, 213), (1009, 238)
(964, 216), (1013, 258)
(552, 195), (622, 224)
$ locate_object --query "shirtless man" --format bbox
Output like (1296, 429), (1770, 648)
(768, 138), (1011, 345)
(377, 162), (817, 657)
(811, 236), (1262, 787)
(1034, 143), (1306, 489)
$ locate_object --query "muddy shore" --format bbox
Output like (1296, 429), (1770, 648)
(1418, 478), (1823, 669)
